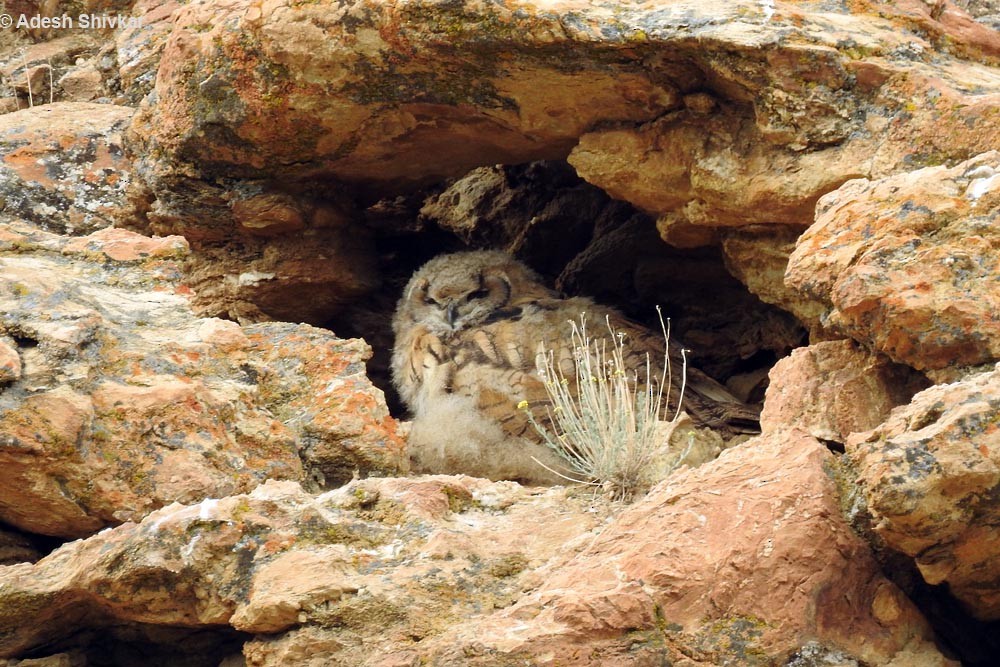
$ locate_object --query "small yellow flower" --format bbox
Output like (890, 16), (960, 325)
(517, 400), (529, 410)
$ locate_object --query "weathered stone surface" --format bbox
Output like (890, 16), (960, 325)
(0, 459), (953, 665)
(786, 152), (1000, 371)
(569, 105), (868, 230)
(56, 66), (105, 102)
(131, 0), (679, 201)
(116, 0), (182, 104)
(0, 336), (18, 383)
(958, 0), (1000, 29)
(848, 364), (1000, 620)
(573, 78), (999, 241)
(181, 220), (379, 325)
(0, 218), (404, 538)
(415, 433), (951, 666)
(0, 0), (996, 663)
(0, 103), (133, 235)
(241, 322), (407, 486)
(567, 7), (1000, 239)
(0, 477), (610, 661)
(761, 340), (928, 444)
(721, 226), (827, 329)
(116, 0), (980, 231)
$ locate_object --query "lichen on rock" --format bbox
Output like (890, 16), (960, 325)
(2, 0), (1000, 663)
(848, 364), (1000, 620)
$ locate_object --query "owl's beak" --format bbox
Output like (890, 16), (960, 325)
(445, 303), (458, 327)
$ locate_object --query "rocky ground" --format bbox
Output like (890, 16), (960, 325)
(0, 0), (999, 665)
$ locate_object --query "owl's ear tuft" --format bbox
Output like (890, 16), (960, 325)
(406, 277), (430, 301)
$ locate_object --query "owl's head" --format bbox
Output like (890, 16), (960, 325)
(395, 250), (548, 335)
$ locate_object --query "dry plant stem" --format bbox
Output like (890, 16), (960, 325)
(22, 51), (33, 109)
(526, 308), (689, 500)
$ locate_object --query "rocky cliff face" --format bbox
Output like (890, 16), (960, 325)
(1, 0), (999, 665)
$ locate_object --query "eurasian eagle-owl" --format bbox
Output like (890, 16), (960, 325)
(391, 250), (758, 485)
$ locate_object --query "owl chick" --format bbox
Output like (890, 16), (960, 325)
(391, 250), (759, 485)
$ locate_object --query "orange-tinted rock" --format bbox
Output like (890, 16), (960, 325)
(848, 364), (1000, 620)
(721, 226), (827, 328)
(116, 0), (182, 104)
(182, 223), (379, 324)
(0, 336), (18, 382)
(885, 0), (1000, 63)
(761, 340), (928, 443)
(57, 66), (104, 102)
(0, 103), (133, 235)
(0, 218), (403, 538)
(569, 107), (867, 229)
(0, 477), (609, 660)
(0, 33), (99, 105)
(231, 192), (308, 236)
(0, 387), (105, 537)
(242, 323), (408, 485)
(133, 0), (678, 191)
(416, 433), (952, 666)
(62, 226), (189, 262)
(125, 0), (1000, 240)
(786, 152), (1000, 371)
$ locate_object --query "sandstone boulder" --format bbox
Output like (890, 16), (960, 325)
(124, 0), (1000, 238)
(0, 33), (101, 107)
(569, 104), (868, 232)
(848, 364), (1000, 620)
(0, 103), (133, 235)
(414, 432), (952, 666)
(0, 477), (609, 661)
(180, 206), (380, 325)
(787, 152), (1000, 371)
(0, 218), (404, 538)
(116, 0), (182, 104)
(0, 451), (954, 666)
(761, 340), (928, 444)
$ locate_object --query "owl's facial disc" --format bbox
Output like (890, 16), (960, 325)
(416, 272), (506, 333)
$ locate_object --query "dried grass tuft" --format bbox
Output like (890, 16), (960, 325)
(523, 308), (692, 501)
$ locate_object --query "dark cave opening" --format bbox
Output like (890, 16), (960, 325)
(18, 623), (251, 667)
(873, 546), (1000, 667)
(324, 159), (806, 418)
(0, 521), (66, 564)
